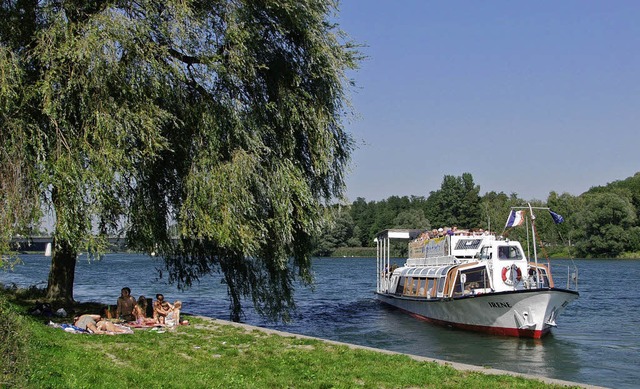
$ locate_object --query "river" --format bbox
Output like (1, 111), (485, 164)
(1, 254), (638, 388)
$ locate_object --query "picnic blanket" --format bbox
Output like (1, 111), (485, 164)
(125, 322), (164, 329)
(49, 322), (134, 335)
(124, 320), (189, 329)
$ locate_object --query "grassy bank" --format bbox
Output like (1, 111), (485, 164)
(1, 292), (579, 388)
(329, 247), (378, 258)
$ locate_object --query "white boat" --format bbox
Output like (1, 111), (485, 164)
(375, 205), (579, 338)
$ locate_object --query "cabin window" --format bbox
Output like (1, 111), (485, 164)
(405, 278), (427, 296)
(528, 267), (550, 288)
(413, 277), (419, 294)
(395, 277), (405, 294)
(452, 275), (464, 296)
(436, 276), (447, 296)
(416, 279), (427, 296)
(479, 247), (492, 260)
(497, 245), (522, 260)
(404, 277), (414, 294)
(539, 271), (550, 288)
(454, 239), (482, 250)
(468, 268), (489, 286)
(427, 278), (435, 296)
(456, 267), (490, 295)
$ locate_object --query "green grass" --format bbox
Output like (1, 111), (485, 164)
(2, 291), (580, 388)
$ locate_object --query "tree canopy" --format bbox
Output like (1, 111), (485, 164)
(1, 0), (359, 321)
(315, 172), (640, 260)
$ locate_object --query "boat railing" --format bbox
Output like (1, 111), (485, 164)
(379, 276), (389, 293)
(543, 262), (578, 291)
(565, 263), (579, 291)
(406, 256), (457, 267)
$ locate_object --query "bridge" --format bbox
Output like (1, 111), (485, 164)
(10, 236), (128, 254)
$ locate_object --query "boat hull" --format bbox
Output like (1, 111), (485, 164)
(376, 288), (579, 338)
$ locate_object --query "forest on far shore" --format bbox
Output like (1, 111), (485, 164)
(314, 172), (640, 259)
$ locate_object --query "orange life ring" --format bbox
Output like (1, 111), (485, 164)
(501, 265), (522, 285)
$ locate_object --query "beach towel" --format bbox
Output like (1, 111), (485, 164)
(49, 321), (133, 335)
(125, 322), (163, 329)
(61, 323), (89, 333)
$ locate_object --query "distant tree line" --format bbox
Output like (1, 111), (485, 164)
(314, 172), (640, 259)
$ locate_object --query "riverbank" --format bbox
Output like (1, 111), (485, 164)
(1, 291), (598, 388)
(200, 316), (603, 389)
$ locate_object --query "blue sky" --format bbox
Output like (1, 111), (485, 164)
(336, 1), (640, 202)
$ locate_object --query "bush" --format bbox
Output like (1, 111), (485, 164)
(0, 291), (29, 387)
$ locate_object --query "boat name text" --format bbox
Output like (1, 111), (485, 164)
(488, 302), (512, 308)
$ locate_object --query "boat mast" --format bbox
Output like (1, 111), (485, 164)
(528, 203), (540, 288)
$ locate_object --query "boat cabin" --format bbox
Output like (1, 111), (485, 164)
(377, 230), (553, 300)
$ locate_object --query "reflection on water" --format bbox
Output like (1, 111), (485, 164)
(369, 303), (580, 379)
(2, 255), (640, 388)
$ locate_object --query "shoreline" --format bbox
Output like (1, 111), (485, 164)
(200, 315), (606, 389)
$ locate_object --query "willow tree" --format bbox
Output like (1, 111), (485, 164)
(0, 0), (358, 321)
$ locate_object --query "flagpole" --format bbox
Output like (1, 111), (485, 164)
(528, 203), (540, 288)
(525, 214), (530, 259)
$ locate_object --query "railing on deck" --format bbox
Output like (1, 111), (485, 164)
(566, 264), (579, 290)
(406, 256), (457, 267)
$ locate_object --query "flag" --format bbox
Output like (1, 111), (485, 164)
(505, 210), (525, 228)
(549, 210), (565, 224)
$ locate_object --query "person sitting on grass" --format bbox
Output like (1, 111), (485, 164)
(116, 287), (137, 322)
(153, 294), (172, 324)
(133, 296), (157, 325)
(165, 300), (182, 326)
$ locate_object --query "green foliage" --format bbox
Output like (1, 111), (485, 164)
(1, 1), (359, 318)
(479, 190), (526, 235)
(349, 197), (377, 246)
(345, 196), (430, 248)
(393, 208), (430, 230)
(0, 48), (42, 265)
(572, 193), (637, 257)
(331, 174), (484, 253)
(313, 206), (357, 256)
(426, 173), (482, 228)
(321, 171), (640, 259)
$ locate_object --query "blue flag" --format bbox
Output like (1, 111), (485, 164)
(549, 210), (564, 224)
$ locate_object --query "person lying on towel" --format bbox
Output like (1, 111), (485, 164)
(74, 313), (129, 334)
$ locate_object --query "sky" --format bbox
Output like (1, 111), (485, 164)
(336, 1), (640, 202)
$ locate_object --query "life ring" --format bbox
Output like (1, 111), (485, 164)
(501, 265), (522, 285)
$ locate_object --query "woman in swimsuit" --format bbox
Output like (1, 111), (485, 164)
(74, 312), (128, 334)
(133, 296), (157, 325)
(74, 314), (102, 333)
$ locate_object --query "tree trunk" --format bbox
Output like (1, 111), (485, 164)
(45, 238), (77, 303)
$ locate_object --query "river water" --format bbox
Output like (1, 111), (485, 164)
(2, 254), (638, 388)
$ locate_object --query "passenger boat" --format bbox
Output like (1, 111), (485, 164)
(375, 205), (579, 338)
